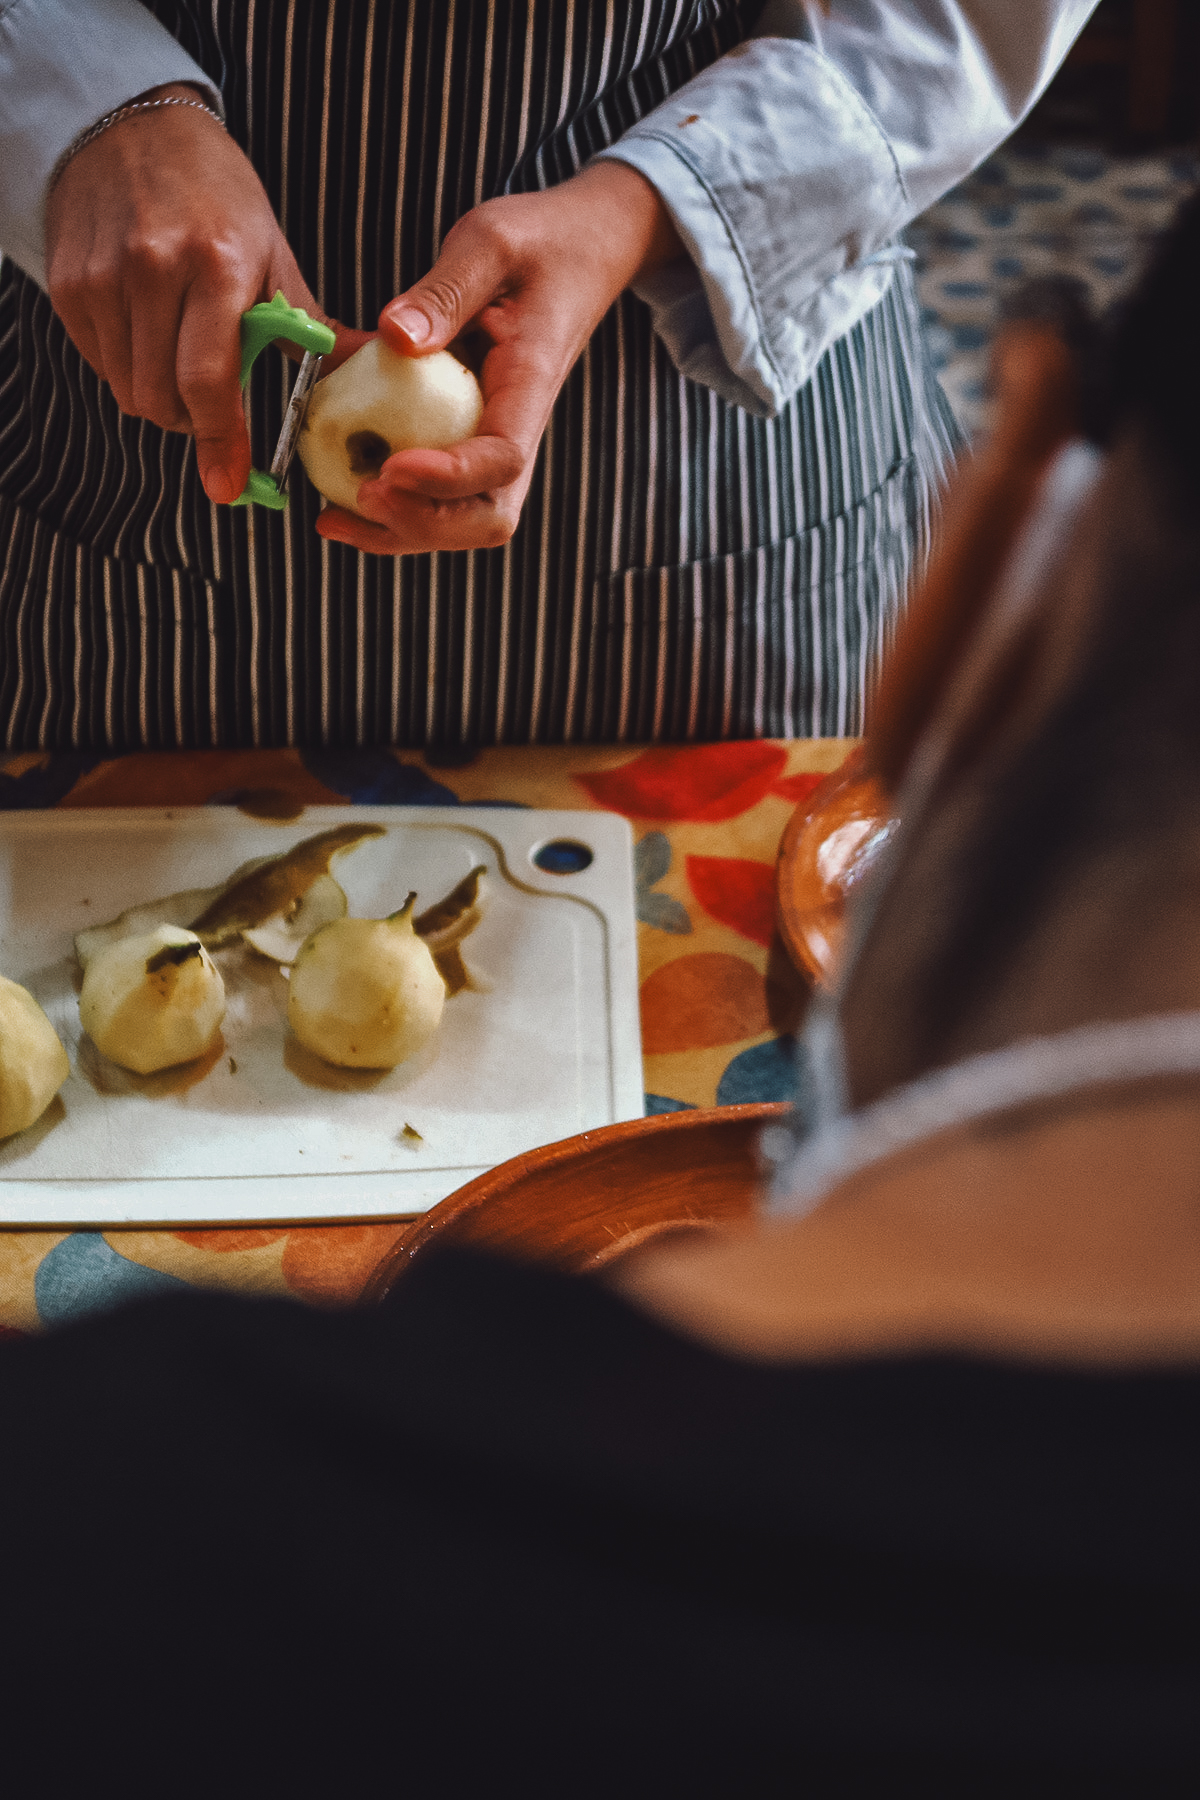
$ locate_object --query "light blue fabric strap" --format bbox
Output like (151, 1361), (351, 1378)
(768, 1011), (1200, 1216)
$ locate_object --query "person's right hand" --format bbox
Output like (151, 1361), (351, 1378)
(44, 84), (368, 504)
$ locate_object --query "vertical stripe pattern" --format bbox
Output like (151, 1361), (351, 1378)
(0, 0), (961, 752)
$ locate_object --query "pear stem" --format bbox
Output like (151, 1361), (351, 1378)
(387, 892), (419, 926)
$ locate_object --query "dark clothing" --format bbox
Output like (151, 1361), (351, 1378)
(1, 1248), (1197, 1793)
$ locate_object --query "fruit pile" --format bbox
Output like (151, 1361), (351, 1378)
(0, 828), (486, 1139)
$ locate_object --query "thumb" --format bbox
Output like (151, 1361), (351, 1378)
(195, 419), (252, 506)
(378, 219), (508, 357)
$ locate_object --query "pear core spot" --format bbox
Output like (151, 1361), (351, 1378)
(145, 941), (203, 974)
(346, 430), (391, 478)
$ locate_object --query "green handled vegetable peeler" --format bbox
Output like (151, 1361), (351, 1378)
(230, 292), (337, 510)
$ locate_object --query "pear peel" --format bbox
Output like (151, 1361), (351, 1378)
(415, 866), (487, 995)
(242, 874), (347, 962)
(413, 865), (486, 953)
(79, 925), (227, 1075)
(287, 895), (446, 1070)
(76, 886), (215, 970)
(298, 338), (484, 516)
(188, 824), (383, 947)
(74, 825), (382, 969)
(0, 975), (69, 1137)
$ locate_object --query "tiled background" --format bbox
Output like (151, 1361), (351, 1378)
(911, 143), (1200, 438)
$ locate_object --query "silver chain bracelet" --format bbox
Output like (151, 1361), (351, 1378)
(47, 95), (225, 204)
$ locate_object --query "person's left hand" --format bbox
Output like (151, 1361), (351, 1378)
(314, 160), (683, 555)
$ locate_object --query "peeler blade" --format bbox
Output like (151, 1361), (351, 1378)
(269, 351), (324, 488)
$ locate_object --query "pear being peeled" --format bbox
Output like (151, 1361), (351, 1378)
(80, 925), (226, 1074)
(298, 338), (484, 515)
(287, 897), (445, 1069)
(0, 976), (69, 1136)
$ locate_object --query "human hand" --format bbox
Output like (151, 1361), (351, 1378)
(315, 160), (683, 555)
(44, 84), (370, 504)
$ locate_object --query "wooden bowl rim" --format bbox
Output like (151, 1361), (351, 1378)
(360, 1101), (790, 1304)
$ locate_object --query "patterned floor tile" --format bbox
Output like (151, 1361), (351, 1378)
(911, 144), (1200, 437)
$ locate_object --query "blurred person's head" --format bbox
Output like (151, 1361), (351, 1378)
(839, 187), (1200, 1107)
(618, 189), (1200, 1365)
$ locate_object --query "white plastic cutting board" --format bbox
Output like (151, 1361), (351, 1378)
(0, 807), (643, 1225)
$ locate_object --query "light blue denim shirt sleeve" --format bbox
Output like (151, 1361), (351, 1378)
(0, 0), (222, 289)
(596, 0), (1100, 416)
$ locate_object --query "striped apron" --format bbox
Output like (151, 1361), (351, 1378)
(0, 0), (961, 753)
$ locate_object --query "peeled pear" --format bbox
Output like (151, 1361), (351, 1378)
(79, 925), (226, 1075)
(287, 895), (445, 1069)
(0, 976), (69, 1137)
(298, 337), (483, 515)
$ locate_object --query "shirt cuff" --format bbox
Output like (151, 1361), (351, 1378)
(0, 0), (223, 289)
(595, 37), (909, 417)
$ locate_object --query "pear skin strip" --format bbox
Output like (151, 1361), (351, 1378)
(190, 824), (385, 945)
(414, 866), (486, 953)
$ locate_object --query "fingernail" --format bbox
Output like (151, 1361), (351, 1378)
(204, 468), (238, 505)
(384, 304), (431, 345)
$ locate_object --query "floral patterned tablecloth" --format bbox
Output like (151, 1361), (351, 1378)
(0, 738), (852, 1331)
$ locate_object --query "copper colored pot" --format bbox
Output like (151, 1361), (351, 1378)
(775, 748), (897, 986)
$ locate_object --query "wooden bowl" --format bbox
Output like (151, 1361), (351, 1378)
(361, 1102), (790, 1303)
(775, 747), (898, 985)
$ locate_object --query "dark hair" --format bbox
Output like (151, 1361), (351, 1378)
(1107, 182), (1200, 480)
(840, 185), (1200, 1104)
